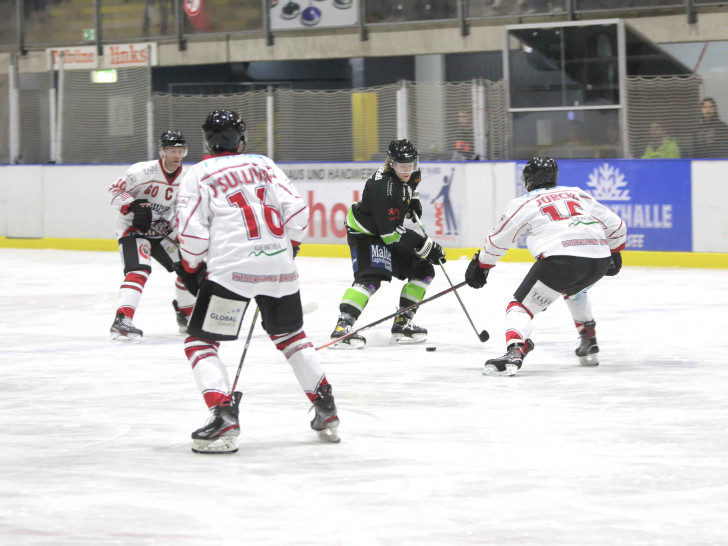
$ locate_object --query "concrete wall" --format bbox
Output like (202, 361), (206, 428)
(7, 13), (728, 74)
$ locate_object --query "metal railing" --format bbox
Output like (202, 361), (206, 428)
(3, 0), (726, 53)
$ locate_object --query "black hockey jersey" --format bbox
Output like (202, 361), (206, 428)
(344, 166), (425, 252)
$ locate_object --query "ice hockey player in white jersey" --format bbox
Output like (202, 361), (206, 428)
(107, 131), (196, 342)
(176, 109), (340, 454)
(464, 157), (627, 376)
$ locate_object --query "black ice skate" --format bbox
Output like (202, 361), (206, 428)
(575, 320), (599, 366)
(391, 313), (427, 344)
(483, 339), (535, 376)
(109, 313), (143, 342)
(310, 384), (340, 443)
(329, 315), (366, 349)
(191, 397), (240, 454)
(172, 300), (188, 334)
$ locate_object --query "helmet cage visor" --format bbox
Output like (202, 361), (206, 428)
(160, 143), (188, 158)
(391, 158), (419, 177)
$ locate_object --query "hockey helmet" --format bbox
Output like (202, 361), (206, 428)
(522, 157), (559, 192)
(159, 130), (187, 156)
(202, 110), (247, 154)
(387, 139), (419, 182)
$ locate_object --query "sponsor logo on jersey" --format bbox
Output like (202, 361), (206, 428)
(562, 238), (608, 247)
(210, 311), (241, 322)
(231, 271), (299, 283)
(388, 207), (401, 220)
(138, 241), (151, 259)
(370, 244), (392, 271)
(249, 243), (285, 257)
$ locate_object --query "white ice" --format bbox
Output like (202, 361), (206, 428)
(1, 248), (727, 545)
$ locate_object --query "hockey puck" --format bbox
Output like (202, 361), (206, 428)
(426, 347), (437, 352)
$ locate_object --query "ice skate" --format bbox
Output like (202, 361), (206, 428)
(391, 313), (427, 344)
(329, 316), (366, 349)
(191, 398), (240, 454)
(172, 300), (188, 334)
(576, 321), (599, 366)
(109, 313), (143, 342)
(483, 339), (535, 376)
(310, 384), (340, 443)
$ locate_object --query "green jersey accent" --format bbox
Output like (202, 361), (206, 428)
(346, 206), (374, 235)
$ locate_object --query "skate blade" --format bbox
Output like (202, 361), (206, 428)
(578, 354), (600, 366)
(329, 338), (365, 349)
(482, 363), (519, 376)
(390, 334), (427, 344)
(316, 426), (341, 443)
(191, 436), (238, 454)
(109, 332), (142, 343)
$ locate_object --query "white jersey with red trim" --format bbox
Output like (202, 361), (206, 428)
(108, 158), (187, 239)
(176, 152), (309, 299)
(478, 185), (626, 267)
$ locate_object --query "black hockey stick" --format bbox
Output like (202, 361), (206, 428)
(230, 306), (260, 407)
(412, 212), (489, 343)
(148, 226), (178, 247)
(315, 281), (467, 351)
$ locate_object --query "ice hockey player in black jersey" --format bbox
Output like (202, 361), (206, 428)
(329, 139), (446, 348)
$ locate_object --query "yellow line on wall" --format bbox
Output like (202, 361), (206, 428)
(1, 238), (727, 269)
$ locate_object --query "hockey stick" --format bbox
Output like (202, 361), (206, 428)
(315, 281), (467, 351)
(230, 306), (260, 406)
(412, 212), (489, 343)
(148, 226), (179, 247)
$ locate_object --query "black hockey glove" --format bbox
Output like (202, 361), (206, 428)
(292, 241), (301, 258)
(406, 190), (423, 221)
(174, 262), (207, 297)
(465, 253), (489, 289)
(415, 236), (446, 265)
(605, 251), (622, 277)
(129, 199), (153, 233)
(408, 169), (422, 189)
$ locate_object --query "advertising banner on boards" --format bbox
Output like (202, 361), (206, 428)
(514, 159), (692, 252)
(279, 162), (466, 246)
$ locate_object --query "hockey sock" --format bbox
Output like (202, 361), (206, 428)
(184, 336), (230, 408)
(504, 301), (533, 347)
(270, 328), (325, 402)
(564, 291), (593, 325)
(339, 282), (376, 319)
(116, 270), (149, 318)
(399, 277), (431, 309)
(175, 277), (195, 318)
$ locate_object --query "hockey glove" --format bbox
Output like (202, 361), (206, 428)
(292, 241), (301, 258)
(129, 199), (153, 233)
(406, 190), (423, 221)
(416, 236), (446, 265)
(465, 253), (489, 289)
(174, 262), (207, 297)
(605, 251), (622, 277)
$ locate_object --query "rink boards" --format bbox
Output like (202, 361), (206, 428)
(0, 159), (726, 267)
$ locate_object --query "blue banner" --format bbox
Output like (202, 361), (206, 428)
(516, 160), (692, 252)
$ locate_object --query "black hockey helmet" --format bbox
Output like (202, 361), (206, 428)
(202, 110), (247, 154)
(387, 139), (418, 168)
(522, 157), (559, 192)
(159, 130), (186, 149)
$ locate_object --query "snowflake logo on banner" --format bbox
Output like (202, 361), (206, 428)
(586, 163), (630, 201)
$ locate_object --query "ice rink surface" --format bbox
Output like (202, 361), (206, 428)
(1, 248), (727, 545)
